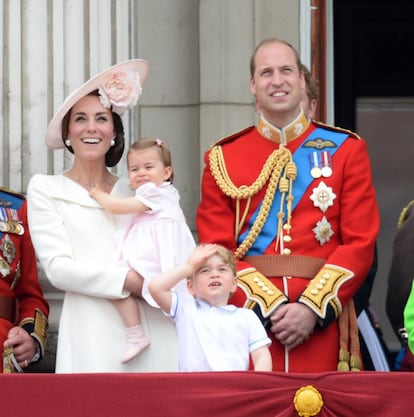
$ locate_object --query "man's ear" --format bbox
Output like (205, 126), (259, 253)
(250, 77), (256, 96)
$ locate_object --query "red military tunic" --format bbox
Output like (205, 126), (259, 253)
(197, 113), (379, 372)
(0, 188), (49, 372)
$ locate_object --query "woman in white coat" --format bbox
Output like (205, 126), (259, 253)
(27, 60), (179, 373)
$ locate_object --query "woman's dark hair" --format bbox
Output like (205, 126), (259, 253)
(61, 89), (125, 167)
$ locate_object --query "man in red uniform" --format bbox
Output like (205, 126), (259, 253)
(0, 187), (49, 372)
(196, 38), (379, 372)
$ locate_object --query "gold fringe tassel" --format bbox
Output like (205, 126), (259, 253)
(337, 300), (361, 372)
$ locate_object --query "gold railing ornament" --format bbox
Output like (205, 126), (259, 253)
(293, 385), (324, 417)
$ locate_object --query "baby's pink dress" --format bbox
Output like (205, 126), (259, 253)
(116, 181), (195, 306)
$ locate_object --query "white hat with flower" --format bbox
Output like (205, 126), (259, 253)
(45, 59), (149, 149)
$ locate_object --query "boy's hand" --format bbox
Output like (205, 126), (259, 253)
(187, 244), (217, 271)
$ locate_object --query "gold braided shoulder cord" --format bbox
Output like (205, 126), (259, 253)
(209, 145), (296, 259)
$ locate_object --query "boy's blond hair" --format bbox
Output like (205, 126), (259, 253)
(190, 244), (236, 278)
(212, 244), (236, 275)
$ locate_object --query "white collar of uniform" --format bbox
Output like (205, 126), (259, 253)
(195, 298), (237, 312)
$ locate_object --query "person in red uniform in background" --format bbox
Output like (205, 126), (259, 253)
(0, 187), (49, 372)
(196, 38), (379, 372)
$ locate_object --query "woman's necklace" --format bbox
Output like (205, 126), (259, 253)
(64, 170), (117, 192)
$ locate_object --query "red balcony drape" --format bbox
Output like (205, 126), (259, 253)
(0, 371), (410, 417)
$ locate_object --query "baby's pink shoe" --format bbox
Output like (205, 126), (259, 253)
(121, 325), (150, 364)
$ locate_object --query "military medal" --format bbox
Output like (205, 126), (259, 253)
(0, 220), (24, 235)
(310, 152), (322, 178)
(310, 181), (336, 212)
(321, 151), (333, 178)
(0, 256), (11, 277)
(0, 221), (10, 233)
(312, 216), (334, 246)
(1, 235), (16, 263)
(8, 221), (24, 235)
(0, 207), (24, 235)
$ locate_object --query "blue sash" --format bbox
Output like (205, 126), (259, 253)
(238, 128), (348, 255)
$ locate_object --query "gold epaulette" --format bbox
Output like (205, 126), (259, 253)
(210, 126), (256, 148)
(313, 120), (361, 140)
(299, 264), (354, 318)
(237, 267), (287, 317)
(397, 200), (414, 228)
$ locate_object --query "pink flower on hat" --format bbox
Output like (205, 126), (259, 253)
(99, 71), (142, 116)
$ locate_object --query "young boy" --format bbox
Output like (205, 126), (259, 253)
(148, 243), (272, 371)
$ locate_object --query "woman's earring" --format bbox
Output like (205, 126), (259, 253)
(65, 139), (72, 147)
(110, 138), (116, 146)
